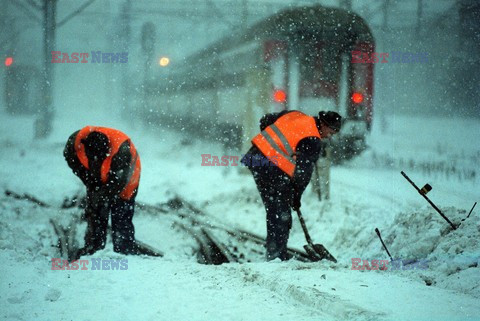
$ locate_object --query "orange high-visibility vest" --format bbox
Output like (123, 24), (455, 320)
(74, 126), (141, 200)
(252, 111), (321, 178)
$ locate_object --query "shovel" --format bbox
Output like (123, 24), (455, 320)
(295, 208), (337, 263)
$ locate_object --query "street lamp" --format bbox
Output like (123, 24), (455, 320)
(159, 56), (170, 67)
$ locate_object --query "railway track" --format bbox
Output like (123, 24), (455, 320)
(4, 190), (313, 264)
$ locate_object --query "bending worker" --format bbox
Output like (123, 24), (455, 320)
(64, 126), (156, 258)
(241, 110), (342, 261)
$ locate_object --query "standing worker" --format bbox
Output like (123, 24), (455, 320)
(241, 110), (342, 261)
(64, 126), (157, 258)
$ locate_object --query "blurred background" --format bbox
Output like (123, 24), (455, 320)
(1, 0), (479, 141)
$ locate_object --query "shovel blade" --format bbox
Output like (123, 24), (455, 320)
(304, 244), (337, 263)
(135, 240), (164, 257)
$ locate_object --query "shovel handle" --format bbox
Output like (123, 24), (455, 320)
(295, 208), (314, 246)
(296, 208), (337, 263)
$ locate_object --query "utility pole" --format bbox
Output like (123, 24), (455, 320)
(241, 0), (248, 31)
(382, 0), (390, 32)
(22, 0), (96, 139)
(141, 21), (155, 124)
(34, 0), (56, 138)
(416, 0), (423, 37)
(119, 0), (132, 121)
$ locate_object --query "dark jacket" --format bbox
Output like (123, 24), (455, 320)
(64, 130), (137, 199)
(241, 110), (324, 197)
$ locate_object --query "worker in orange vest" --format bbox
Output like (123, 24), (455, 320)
(241, 110), (342, 261)
(64, 126), (152, 258)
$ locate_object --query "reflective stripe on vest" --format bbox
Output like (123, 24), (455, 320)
(74, 126), (141, 200)
(251, 111), (320, 178)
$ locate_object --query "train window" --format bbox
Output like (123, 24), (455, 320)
(271, 58), (286, 90)
(352, 63), (368, 90)
(298, 40), (341, 99)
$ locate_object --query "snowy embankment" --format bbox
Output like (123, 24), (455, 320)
(1, 109), (479, 320)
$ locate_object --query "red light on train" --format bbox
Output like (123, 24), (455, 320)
(352, 92), (364, 104)
(273, 89), (287, 103)
(5, 57), (13, 67)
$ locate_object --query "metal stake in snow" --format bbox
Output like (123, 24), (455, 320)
(462, 202), (477, 221)
(400, 171), (457, 230)
(375, 228), (393, 262)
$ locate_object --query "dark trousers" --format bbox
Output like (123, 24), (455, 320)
(252, 167), (293, 261)
(81, 189), (136, 255)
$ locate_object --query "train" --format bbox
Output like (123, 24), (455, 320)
(143, 4), (375, 160)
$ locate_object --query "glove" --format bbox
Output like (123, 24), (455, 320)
(290, 191), (301, 211)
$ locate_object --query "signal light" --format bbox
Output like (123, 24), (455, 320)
(352, 92), (364, 104)
(159, 57), (170, 67)
(273, 89), (286, 103)
(5, 57), (13, 67)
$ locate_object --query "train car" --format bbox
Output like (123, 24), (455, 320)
(144, 4), (374, 160)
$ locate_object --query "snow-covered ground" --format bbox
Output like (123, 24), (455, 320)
(1, 106), (479, 320)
